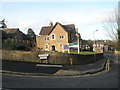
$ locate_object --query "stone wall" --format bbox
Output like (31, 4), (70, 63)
(2, 50), (103, 65)
(2, 50), (41, 63)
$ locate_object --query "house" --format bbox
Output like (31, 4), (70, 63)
(0, 28), (31, 50)
(93, 42), (104, 53)
(36, 22), (81, 52)
(92, 40), (113, 53)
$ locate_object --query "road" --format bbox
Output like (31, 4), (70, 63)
(2, 53), (119, 88)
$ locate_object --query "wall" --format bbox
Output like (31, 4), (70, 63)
(70, 53), (103, 65)
(2, 50), (103, 65)
(114, 50), (120, 55)
(2, 50), (41, 63)
(47, 52), (103, 65)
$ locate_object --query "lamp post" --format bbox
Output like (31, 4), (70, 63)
(93, 30), (98, 62)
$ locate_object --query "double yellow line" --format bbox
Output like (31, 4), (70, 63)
(1, 60), (110, 78)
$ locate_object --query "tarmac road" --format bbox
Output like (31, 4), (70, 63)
(2, 60), (62, 74)
(2, 62), (118, 88)
(1, 53), (119, 88)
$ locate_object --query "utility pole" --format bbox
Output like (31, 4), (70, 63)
(93, 30), (98, 62)
(77, 33), (80, 54)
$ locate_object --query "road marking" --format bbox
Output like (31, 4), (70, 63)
(36, 64), (62, 67)
(2, 60), (110, 78)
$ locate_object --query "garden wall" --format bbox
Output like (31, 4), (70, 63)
(2, 50), (41, 63)
(2, 50), (103, 65)
(70, 53), (103, 65)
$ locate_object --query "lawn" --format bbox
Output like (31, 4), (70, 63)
(70, 51), (97, 55)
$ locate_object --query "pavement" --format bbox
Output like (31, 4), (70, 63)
(2, 58), (108, 76)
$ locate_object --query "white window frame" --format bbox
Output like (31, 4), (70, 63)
(45, 44), (49, 51)
(51, 34), (56, 40)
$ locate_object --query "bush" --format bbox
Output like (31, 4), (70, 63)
(2, 39), (15, 50)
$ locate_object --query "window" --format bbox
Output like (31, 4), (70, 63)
(51, 34), (55, 40)
(45, 44), (49, 51)
(60, 36), (64, 39)
(60, 44), (62, 47)
(44, 37), (46, 41)
(47, 37), (49, 40)
(44, 37), (49, 41)
(62, 36), (64, 38)
(45, 44), (48, 49)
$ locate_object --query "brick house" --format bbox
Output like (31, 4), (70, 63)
(36, 22), (81, 52)
(0, 28), (31, 50)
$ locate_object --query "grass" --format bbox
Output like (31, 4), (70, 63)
(70, 51), (97, 55)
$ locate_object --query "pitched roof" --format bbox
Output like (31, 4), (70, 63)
(39, 26), (53, 35)
(39, 22), (76, 35)
(0, 28), (19, 33)
(0, 28), (29, 40)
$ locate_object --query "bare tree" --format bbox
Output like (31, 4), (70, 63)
(103, 8), (118, 41)
(118, 1), (120, 49)
(103, 3), (120, 49)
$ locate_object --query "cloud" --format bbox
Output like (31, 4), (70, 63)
(2, 1), (116, 40)
(1, 0), (119, 2)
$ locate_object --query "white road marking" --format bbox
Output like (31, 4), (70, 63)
(36, 64), (62, 67)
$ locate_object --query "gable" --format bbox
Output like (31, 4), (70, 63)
(39, 22), (76, 35)
(50, 23), (68, 34)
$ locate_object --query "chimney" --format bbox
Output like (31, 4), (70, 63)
(75, 28), (78, 32)
(49, 21), (53, 26)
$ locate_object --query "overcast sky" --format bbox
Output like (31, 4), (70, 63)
(0, 0), (119, 40)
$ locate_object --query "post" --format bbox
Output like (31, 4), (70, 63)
(77, 33), (80, 54)
(68, 46), (70, 53)
(93, 30), (98, 62)
(62, 44), (65, 53)
(70, 57), (73, 65)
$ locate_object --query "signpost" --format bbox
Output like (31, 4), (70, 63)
(68, 43), (80, 54)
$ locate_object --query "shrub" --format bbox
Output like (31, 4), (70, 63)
(2, 39), (15, 50)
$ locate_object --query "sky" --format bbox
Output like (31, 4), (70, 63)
(0, 0), (119, 40)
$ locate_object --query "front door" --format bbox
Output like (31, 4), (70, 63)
(52, 45), (55, 51)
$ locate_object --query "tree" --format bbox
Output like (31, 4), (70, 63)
(0, 18), (7, 28)
(82, 40), (93, 51)
(27, 28), (36, 48)
(27, 28), (36, 40)
(117, 28), (120, 50)
(103, 3), (120, 50)
(117, 1), (120, 50)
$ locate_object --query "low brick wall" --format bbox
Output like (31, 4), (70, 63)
(70, 53), (103, 65)
(1, 50), (103, 65)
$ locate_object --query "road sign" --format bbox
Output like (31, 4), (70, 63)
(63, 45), (69, 49)
(69, 43), (78, 46)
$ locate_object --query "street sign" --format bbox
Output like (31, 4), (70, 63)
(69, 43), (78, 46)
(63, 45), (69, 49)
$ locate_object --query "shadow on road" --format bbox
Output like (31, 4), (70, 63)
(2, 60), (61, 74)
